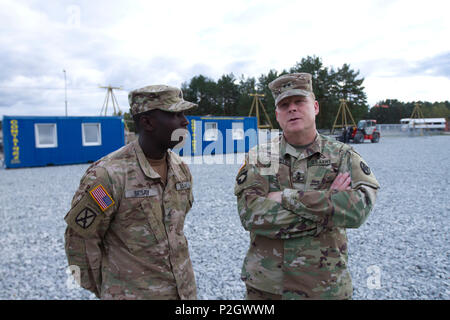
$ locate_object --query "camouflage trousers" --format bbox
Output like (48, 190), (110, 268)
(245, 284), (282, 300)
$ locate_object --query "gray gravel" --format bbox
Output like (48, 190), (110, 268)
(0, 135), (449, 300)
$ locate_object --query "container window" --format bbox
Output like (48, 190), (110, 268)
(82, 123), (102, 146)
(232, 122), (244, 140)
(204, 122), (218, 141)
(35, 123), (58, 148)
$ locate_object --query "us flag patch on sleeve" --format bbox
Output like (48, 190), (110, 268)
(89, 184), (114, 211)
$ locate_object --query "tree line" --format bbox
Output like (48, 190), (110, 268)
(368, 100), (450, 124)
(122, 55), (449, 131)
(181, 56), (369, 130)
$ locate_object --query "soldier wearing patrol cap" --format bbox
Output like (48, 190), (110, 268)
(64, 85), (198, 299)
(234, 73), (380, 299)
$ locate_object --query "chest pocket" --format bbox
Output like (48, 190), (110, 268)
(170, 186), (191, 211)
(273, 162), (292, 191)
(165, 184), (192, 236)
(141, 199), (167, 242)
(305, 162), (338, 190)
(115, 198), (167, 254)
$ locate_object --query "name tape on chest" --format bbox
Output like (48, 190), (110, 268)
(89, 184), (114, 212)
(125, 188), (158, 198)
(176, 181), (191, 191)
(308, 159), (331, 167)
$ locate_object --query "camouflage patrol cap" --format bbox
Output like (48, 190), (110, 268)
(268, 73), (314, 106)
(128, 85), (197, 116)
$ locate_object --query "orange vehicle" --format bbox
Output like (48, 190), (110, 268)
(337, 120), (380, 143)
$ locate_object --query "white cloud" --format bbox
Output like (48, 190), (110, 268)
(365, 75), (450, 104)
(0, 0), (449, 118)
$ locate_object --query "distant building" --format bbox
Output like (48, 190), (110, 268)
(175, 116), (259, 156)
(400, 118), (447, 131)
(2, 116), (125, 168)
(2, 115), (260, 168)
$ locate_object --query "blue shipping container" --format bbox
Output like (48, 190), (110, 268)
(2, 116), (125, 169)
(176, 116), (258, 156)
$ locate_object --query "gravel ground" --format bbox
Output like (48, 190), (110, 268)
(0, 135), (449, 300)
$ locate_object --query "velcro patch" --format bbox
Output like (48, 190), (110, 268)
(89, 184), (114, 211)
(308, 159), (331, 166)
(125, 188), (158, 198)
(176, 181), (191, 191)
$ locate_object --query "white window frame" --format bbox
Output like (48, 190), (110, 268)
(82, 123), (102, 146)
(232, 122), (244, 140)
(204, 122), (218, 141)
(34, 123), (58, 148)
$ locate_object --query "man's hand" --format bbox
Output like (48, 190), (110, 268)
(330, 172), (351, 191)
(267, 172), (351, 204)
(267, 191), (282, 203)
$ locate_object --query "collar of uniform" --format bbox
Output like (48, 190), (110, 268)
(133, 140), (162, 180)
(166, 151), (185, 182)
(281, 132), (322, 160)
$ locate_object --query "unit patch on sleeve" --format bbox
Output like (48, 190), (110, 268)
(360, 161), (371, 175)
(89, 184), (114, 211)
(350, 151), (380, 189)
(75, 208), (97, 229)
(236, 171), (248, 185)
(64, 195), (104, 238)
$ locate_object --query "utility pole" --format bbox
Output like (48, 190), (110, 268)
(63, 69), (68, 116)
(99, 85), (123, 116)
(410, 103), (426, 135)
(99, 85), (130, 133)
(248, 93), (273, 129)
(331, 99), (356, 134)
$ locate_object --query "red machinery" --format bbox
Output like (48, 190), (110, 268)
(338, 120), (380, 143)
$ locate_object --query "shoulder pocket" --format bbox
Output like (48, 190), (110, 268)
(234, 165), (268, 196)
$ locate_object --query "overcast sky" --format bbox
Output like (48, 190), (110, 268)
(1, 0), (449, 118)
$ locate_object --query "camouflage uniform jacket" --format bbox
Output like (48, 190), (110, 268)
(64, 140), (197, 299)
(234, 133), (380, 299)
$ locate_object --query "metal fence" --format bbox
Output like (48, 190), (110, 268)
(377, 124), (404, 136)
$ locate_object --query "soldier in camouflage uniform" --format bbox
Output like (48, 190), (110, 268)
(64, 85), (197, 299)
(234, 73), (380, 300)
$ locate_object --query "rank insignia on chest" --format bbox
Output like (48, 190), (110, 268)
(89, 184), (115, 211)
(176, 181), (191, 191)
(292, 171), (305, 183)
